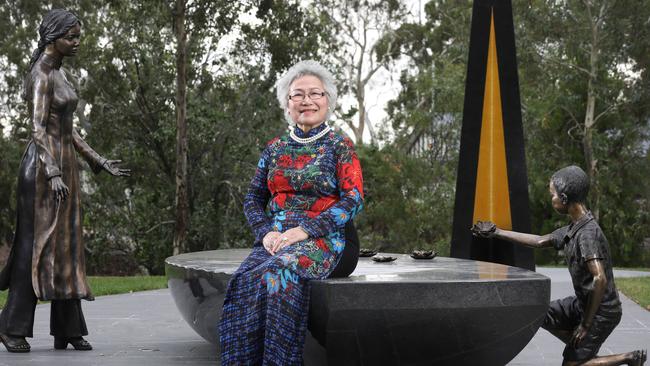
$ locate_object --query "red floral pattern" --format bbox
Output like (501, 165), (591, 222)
(298, 256), (313, 269)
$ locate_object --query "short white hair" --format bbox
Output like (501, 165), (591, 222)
(275, 60), (337, 126)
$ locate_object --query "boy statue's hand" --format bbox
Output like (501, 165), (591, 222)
(471, 221), (497, 238)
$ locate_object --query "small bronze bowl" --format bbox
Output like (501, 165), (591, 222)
(372, 256), (397, 263)
(410, 250), (437, 260)
(359, 248), (378, 257)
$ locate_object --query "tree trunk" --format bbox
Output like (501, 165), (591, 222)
(353, 42), (371, 145)
(356, 82), (366, 144)
(582, 1), (603, 220)
(583, 76), (598, 219)
(365, 111), (377, 144)
(173, 0), (189, 255)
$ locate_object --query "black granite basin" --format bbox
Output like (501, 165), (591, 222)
(165, 249), (550, 365)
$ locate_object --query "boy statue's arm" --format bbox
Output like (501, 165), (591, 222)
(471, 221), (555, 249)
(570, 258), (607, 348)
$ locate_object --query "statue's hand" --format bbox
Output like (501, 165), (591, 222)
(471, 221), (497, 238)
(570, 323), (588, 348)
(103, 159), (131, 177)
(50, 176), (69, 202)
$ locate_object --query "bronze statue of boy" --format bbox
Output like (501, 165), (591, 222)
(473, 165), (646, 366)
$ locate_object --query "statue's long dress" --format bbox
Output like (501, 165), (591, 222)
(0, 53), (104, 338)
(219, 124), (364, 365)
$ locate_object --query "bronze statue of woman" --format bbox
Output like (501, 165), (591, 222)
(0, 9), (130, 353)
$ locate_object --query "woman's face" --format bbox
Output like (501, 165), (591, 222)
(287, 75), (328, 131)
(549, 181), (568, 214)
(54, 24), (81, 57)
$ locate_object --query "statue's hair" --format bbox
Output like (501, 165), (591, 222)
(28, 9), (80, 71)
(275, 60), (337, 126)
(23, 9), (80, 101)
(550, 165), (590, 204)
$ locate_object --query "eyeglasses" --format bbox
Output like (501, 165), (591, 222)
(288, 89), (327, 102)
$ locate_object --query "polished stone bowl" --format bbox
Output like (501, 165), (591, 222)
(410, 249), (437, 259)
(166, 249), (550, 366)
(358, 248), (377, 257)
(371, 255), (397, 262)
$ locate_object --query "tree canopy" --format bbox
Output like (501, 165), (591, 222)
(0, 0), (648, 274)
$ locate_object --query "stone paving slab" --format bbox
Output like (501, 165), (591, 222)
(0, 290), (217, 366)
(0, 267), (647, 365)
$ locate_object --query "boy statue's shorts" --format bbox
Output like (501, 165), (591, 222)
(542, 296), (621, 362)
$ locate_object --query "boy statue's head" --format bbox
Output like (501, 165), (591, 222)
(550, 165), (590, 205)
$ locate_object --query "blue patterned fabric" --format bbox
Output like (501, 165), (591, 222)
(219, 123), (364, 365)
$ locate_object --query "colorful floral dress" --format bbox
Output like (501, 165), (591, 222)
(219, 123), (364, 365)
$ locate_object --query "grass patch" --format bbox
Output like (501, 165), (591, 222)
(0, 276), (167, 309)
(617, 277), (650, 310)
(88, 276), (167, 296)
(615, 267), (650, 272)
(538, 265), (650, 272)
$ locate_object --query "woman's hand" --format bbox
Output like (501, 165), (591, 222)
(262, 232), (282, 254)
(103, 159), (131, 177)
(50, 176), (69, 202)
(271, 227), (309, 254)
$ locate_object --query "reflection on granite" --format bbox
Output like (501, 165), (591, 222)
(166, 249), (550, 365)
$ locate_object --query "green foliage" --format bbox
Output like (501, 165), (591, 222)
(355, 145), (456, 255)
(513, 1), (650, 265)
(80, 0), (325, 273)
(237, 1), (325, 78)
(385, 0), (470, 147)
(0, 0), (648, 274)
(0, 0), (323, 275)
(385, 0), (650, 266)
(312, 0), (412, 143)
(376, 0), (469, 255)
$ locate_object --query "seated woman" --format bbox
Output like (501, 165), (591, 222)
(218, 60), (364, 365)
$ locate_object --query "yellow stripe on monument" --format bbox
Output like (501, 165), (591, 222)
(473, 9), (512, 231)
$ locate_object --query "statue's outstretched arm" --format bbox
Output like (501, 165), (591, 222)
(471, 221), (554, 249)
(72, 129), (131, 177)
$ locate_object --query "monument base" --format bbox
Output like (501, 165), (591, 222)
(165, 249), (550, 365)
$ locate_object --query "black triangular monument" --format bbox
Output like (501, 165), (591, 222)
(450, 0), (534, 270)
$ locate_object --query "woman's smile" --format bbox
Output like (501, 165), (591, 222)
(288, 75), (329, 132)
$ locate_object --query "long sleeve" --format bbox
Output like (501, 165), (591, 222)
(243, 146), (274, 243)
(72, 129), (106, 174)
(300, 137), (364, 238)
(30, 71), (61, 179)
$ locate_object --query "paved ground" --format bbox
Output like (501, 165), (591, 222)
(0, 267), (648, 365)
(0, 289), (217, 366)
